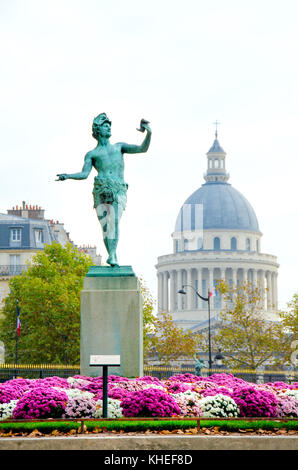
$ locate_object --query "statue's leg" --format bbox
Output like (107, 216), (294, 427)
(95, 192), (126, 267)
(96, 202), (119, 266)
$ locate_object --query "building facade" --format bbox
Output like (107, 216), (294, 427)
(156, 132), (279, 332)
(0, 202), (101, 307)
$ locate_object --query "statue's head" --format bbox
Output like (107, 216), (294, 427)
(92, 113), (112, 140)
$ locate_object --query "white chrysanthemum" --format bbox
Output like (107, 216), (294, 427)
(53, 386), (94, 400)
(0, 400), (18, 420)
(199, 394), (240, 418)
(283, 390), (298, 400)
(94, 398), (123, 418)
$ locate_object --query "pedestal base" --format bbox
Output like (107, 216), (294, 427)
(80, 266), (143, 378)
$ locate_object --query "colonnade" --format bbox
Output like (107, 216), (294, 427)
(157, 267), (278, 313)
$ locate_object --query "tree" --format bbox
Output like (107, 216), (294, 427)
(278, 292), (298, 367)
(144, 311), (199, 365)
(140, 277), (156, 360)
(197, 281), (285, 370)
(139, 280), (199, 365)
(0, 242), (92, 364)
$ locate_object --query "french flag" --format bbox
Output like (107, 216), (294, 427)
(16, 304), (21, 337)
(209, 287), (216, 298)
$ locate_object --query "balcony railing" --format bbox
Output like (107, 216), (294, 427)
(0, 265), (29, 276)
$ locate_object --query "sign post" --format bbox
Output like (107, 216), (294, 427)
(90, 355), (121, 418)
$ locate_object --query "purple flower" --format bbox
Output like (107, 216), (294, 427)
(121, 388), (180, 417)
(13, 385), (68, 420)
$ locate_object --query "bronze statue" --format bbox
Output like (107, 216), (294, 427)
(57, 113), (151, 267)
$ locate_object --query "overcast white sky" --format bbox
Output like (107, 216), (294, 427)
(0, 0), (297, 310)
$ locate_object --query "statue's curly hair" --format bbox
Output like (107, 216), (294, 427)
(92, 113), (111, 139)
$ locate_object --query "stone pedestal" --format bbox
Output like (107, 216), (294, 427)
(80, 266), (143, 378)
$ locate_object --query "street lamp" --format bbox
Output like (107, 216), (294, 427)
(213, 349), (224, 368)
(178, 284), (212, 374)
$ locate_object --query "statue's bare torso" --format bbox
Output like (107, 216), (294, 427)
(87, 143), (125, 183)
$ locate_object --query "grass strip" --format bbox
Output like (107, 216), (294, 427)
(0, 419), (297, 434)
(0, 421), (80, 434)
(85, 419), (298, 432)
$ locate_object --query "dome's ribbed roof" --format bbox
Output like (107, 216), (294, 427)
(175, 182), (260, 232)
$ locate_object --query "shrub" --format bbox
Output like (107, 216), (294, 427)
(63, 396), (97, 418)
(275, 395), (298, 418)
(94, 398), (123, 418)
(171, 390), (202, 416)
(162, 381), (192, 394)
(232, 386), (278, 417)
(0, 400), (18, 420)
(199, 394), (240, 418)
(13, 386), (68, 419)
(200, 386), (234, 398)
(0, 378), (32, 404)
(121, 388), (181, 417)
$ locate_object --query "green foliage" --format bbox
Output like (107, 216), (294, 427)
(147, 311), (199, 365)
(278, 292), (298, 366)
(140, 278), (156, 360)
(140, 280), (199, 364)
(0, 419), (296, 434)
(0, 242), (92, 364)
(196, 281), (286, 369)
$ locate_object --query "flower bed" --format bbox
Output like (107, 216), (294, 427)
(0, 373), (296, 420)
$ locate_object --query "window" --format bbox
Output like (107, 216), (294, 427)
(35, 229), (44, 245)
(256, 240), (259, 252)
(231, 237), (237, 251)
(214, 237), (220, 250)
(214, 280), (221, 309)
(175, 240), (179, 253)
(197, 237), (203, 250)
(246, 238), (251, 251)
(214, 159), (219, 168)
(184, 239), (188, 251)
(11, 228), (22, 242)
(10, 255), (21, 274)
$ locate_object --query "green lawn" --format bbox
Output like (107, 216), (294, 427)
(0, 419), (297, 434)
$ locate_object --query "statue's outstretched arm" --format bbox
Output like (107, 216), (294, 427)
(121, 124), (152, 154)
(56, 153), (93, 181)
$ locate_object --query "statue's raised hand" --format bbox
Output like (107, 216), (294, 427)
(56, 174), (68, 181)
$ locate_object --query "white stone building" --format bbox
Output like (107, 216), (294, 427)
(156, 132), (279, 332)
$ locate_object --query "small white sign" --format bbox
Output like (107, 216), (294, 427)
(90, 355), (121, 366)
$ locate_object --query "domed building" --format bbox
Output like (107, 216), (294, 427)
(156, 131), (279, 332)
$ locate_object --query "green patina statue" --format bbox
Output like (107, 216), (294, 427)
(56, 113), (151, 267)
(193, 353), (205, 376)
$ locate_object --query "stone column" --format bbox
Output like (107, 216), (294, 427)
(209, 268), (214, 308)
(260, 270), (265, 308)
(252, 269), (257, 288)
(220, 267), (226, 308)
(219, 267), (225, 282)
(169, 270), (176, 313)
(231, 268), (237, 303)
(232, 268), (237, 289)
(197, 267), (201, 309)
(177, 269), (183, 311)
(272, 272), (278, 310)
(158, 272), (163, 313)
(163, 271), (169, 312)
(267, 271), (272, 310)
(187, 268), (195, 310)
